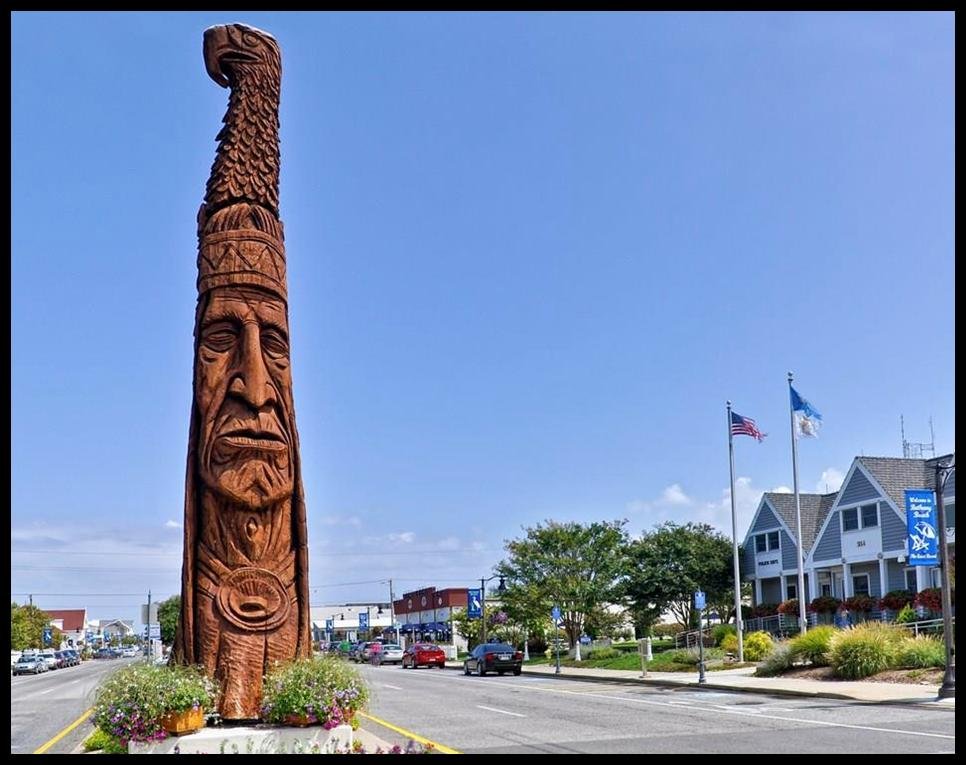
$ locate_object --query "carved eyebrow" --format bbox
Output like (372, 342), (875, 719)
(260, 320), (289, 341)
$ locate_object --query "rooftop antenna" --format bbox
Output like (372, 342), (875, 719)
(901, 414), (936, 459)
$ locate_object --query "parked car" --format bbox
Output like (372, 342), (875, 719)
(64, 650), (81, 666)
(39, 649), (59, 671)
(11, 651), (22, 671)
(94, 647), (118, 659)
(356, 642), (380, 663)
(402, 643), (446, 670)
(463, 642), (523, 676)
(379, 643), (404, 664)
(54, 650), (71, 669)
(13, 655), (48, 675)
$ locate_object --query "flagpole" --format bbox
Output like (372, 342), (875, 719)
(788, 372), (808, 634)
(726, 401), (744, 662)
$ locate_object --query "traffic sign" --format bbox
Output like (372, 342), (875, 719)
(694, 591), (706, 610)
(551, 605), (561, 623)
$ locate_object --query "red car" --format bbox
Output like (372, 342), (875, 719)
(402, 642), (446, 669)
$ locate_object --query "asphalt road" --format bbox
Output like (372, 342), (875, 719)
(10, 657), (139, 754)
(356, 664), (956, 754)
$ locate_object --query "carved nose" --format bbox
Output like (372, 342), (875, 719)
(229, 324), (276, 410)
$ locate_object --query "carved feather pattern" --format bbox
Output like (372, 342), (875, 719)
(203, 26), (282, 222)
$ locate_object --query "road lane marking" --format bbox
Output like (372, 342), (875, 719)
(39, 687), (56, 694)
(357, 712), (462, 754)
(516, 686), (955, 740)
(381, 684), (403, 690)
(33, 708), (92, 754)
(476, 705), (526, 717)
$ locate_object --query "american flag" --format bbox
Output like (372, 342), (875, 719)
(731, 411), (766, 441)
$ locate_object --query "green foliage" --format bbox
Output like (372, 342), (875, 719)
(755, 642), (795, 677)
(496, 519), (630, 647)
(895, 635), (946, 669)
(828, 623), (902, 679)
(260, 655), (368, 727)
(622, 522), (736, 631)
(711, 624), (736, 646)
(585, 647), (620, 660)
(583, 605), (629, 640)
(93, 663), (217, 744)
(156, 596), (181, 646)
(651, 623), (684, 639)
(83, 727), (128, 754)
(720, 633), (738, 655)
(742, 631), (774, 661)
(10, 603), (61, 651)
(895, 604), (918, 624)
(788, 625), (836, 666)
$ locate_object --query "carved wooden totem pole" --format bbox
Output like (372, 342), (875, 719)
(172, 23), (311, 721)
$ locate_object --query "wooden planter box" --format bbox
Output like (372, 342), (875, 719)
(160, 708), (205, 736)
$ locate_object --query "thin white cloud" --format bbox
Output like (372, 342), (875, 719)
(388, 531), (416, 544)
(164, 520), (182, 529)
(817, 468), (845, 494)
(662, 484), (690, 505)
(771, 486), (793, 494)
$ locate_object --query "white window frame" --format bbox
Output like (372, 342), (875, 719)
(852, 573), (871, 597)
(755, 531), (781, 553)
(840, 502), (879, 533)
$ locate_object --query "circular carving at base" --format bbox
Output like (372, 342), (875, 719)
(216, 567), (290, 632)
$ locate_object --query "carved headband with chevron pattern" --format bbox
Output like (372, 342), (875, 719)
(197, 229), (287, 300)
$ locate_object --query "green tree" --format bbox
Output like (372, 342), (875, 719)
(156, 595), (181, 645)
(10, 603), (61, 650)
(495, 519), (630, 648)
(623, 521), (735, 630)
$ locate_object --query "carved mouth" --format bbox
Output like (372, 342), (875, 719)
(218, 428), (287, 452)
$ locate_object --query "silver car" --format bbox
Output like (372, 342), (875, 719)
(13, 656), (47, 675)
(380, 644), (404, 664)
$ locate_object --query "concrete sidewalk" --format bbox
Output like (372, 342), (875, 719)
(445, 661), (955, 709)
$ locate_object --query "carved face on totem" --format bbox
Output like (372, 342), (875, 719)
(195, 285), (294, 510)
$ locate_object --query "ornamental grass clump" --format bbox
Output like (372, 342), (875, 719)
(895, 635), (946, 669)
(261, 654), (369, 728)
(788, 625), (837, 666)
(91, 662), (217, 747)
(828, 622), (903, 679)
(755, 641), (794, 677)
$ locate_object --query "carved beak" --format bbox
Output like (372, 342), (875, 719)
(203, 26), (232, 88)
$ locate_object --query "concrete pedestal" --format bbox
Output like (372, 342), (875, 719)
(129, 723), (353, 754)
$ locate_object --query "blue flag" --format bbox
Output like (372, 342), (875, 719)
(790, 386), (822, 438)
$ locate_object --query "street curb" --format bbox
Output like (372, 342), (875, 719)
(441, 663), (954, 710)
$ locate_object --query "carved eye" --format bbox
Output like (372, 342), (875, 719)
(261, 328), (289, 358)
(202, 322), (238, 352)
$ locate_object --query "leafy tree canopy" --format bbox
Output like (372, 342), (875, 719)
(495, 519), (630, 646)
(156, 595), (181, 646)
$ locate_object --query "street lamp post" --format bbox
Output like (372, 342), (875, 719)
(480, 575), (506, 645)
(935, 457), (955, 700)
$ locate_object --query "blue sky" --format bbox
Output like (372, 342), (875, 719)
(11, 11), (954, 629)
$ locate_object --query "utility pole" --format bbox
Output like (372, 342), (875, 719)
(147, 589), (152, 655)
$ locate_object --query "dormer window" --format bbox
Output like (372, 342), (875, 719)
(841, 502), (878, 532)
(755, 531), (780, 552)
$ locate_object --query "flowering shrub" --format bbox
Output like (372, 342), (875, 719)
(92, 662), (217, 746)
(750, 603), (779, 618)
(777, 599), (799, 616)
(879, 590), (914, 612)
(809, 596), (841, 614)
(914, 587), (949, 613)
(843, 595), (877, 614)
(261, 655), (368, 728)
(488, 610), (509, 626)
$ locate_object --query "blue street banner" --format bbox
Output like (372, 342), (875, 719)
(467, 589), (483, 619)
(43, 628), (52, 646)
(905, 489), (940, 566)
(325, 618), (333, 631)
(358, 612), (369, 631)
(694, 591), (706, 610)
